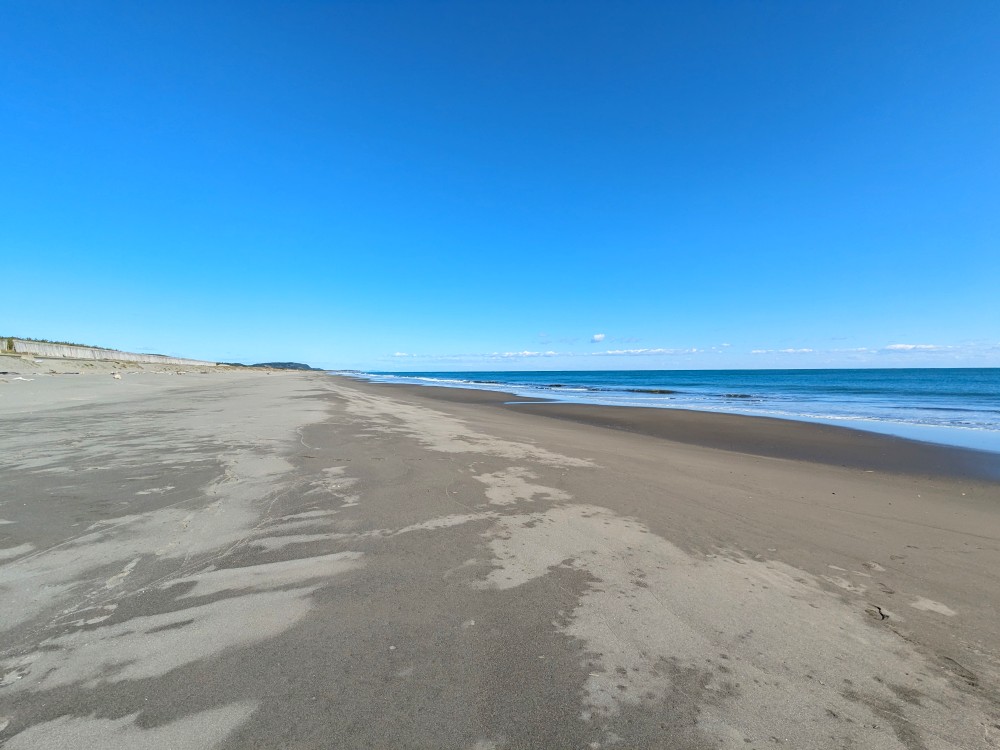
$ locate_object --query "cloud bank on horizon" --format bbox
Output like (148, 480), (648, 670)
(382, 340), (1000, 369)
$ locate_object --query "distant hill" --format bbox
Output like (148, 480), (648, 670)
(252, 362), (320, 370)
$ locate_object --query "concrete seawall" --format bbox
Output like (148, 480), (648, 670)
(6, 338), (217, 366)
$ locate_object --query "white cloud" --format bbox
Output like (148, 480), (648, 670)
(883, 343), (941, 351)
(490, 347), (702, 358)
(497, 350), (558, 358)
(591, 333), (605, 343)
(386, 346), (703, 362)
(600, 348), (700, 356)
(751, 348), (813, 354)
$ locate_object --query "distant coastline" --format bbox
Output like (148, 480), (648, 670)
(224, 362), (321, 371)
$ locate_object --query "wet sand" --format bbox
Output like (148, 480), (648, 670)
(381, 382), (1000, 481)
(1, 368), (998, 748)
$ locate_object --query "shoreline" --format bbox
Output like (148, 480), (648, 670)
(354, 369), (1000, 457)
(344, 377), (1000, 483)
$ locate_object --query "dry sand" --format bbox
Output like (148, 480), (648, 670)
(0, 365), (998, 748)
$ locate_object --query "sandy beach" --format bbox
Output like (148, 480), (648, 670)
(1, 366), (998, 749)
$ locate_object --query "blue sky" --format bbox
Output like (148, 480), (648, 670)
(2, 1), (998, 370)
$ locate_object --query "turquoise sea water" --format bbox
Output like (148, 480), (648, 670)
(356, 369), (1000, 454)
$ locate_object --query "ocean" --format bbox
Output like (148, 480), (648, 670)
(355, 368), (1000, 454)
